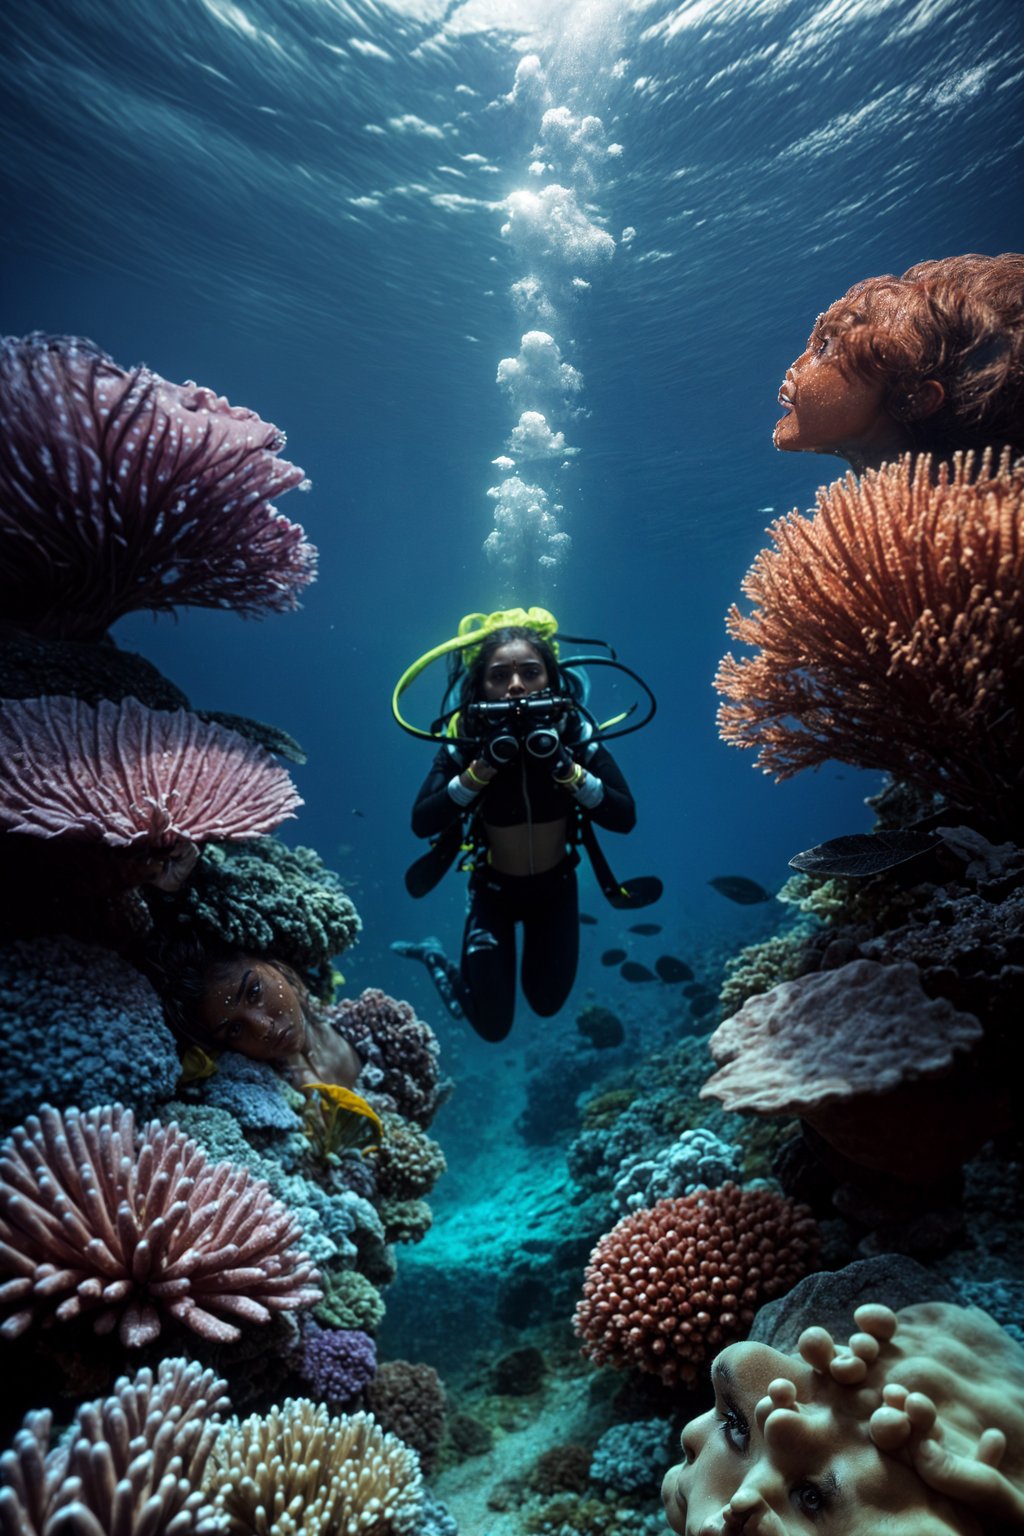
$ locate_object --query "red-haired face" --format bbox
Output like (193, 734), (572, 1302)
(774, 326), (911, 470)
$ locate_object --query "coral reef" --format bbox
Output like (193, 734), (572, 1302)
(329, 990), (443, 1128)
(0, 331), (315, 641)
(529, 1444), (592, 1495)
(201, 1403), (423, 1534)
(0, 1357), (230, 1536)
(576, 1004), (625, 1049)
(716, 451), (1024, 826)
(574, 1182), (819, 1385)
(367, 1359), (448, 1476)
(0, 696), (301, 888)
(374, 1112), (447, 1201)
(0, 1103), (320, 1347)
(0, 937), (180, 1131)
(702, 958), (993, 1183)
(299, 1322), (377, 1408)
(0, 629), (190, 711)
(170, 838), (360, 998)
(313, 1267), (387, 1332)
(192, 1053), (303, 1133)
(609, 1127), (744, 1213)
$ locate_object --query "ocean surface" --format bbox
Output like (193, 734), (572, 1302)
(2, 1), (1023, 1526)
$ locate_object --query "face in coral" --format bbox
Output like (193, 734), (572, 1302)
(197, 957), (308, 1059)
(774, 328), (911, 472)
(661, 1341), (972, 1536)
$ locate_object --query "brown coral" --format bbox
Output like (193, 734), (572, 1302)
(574, 1183), (818, 1386)
(0, 1358), (229, 1536)
(0, 1104), (321, 1348)
(715, 451), (1024, 824)
(0, 696), (301, 886)
(702, 959), (995, 1183)
(374, 1113), (447, 1201)
(0, 332), (315, 641)
(201, 1403), (423, 1534)
(367, 1360), (447, 1476)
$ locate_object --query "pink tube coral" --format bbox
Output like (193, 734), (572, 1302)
(0, 1103), (322, 1347)
(0, 695), (301, 883)
(0, 332), (316, 641)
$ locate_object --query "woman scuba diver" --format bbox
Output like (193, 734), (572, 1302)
(392, 609), (656, 1043)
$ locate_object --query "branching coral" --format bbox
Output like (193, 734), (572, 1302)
(201, 1403), (423, 1534)
(0, 1358), (229, 1536)
(175, 838), (360, 998)
(0, 697), (301, 889)
(328, 991), (442, 1128)
(0, 937), (180, 1131)
(574, 1183), (819, 1385)
(0, 1103), (321, 1347)
(716, 451), (1024, 823)
(0, 332), (315, 641)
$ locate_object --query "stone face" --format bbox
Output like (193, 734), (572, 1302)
(701, 958), (982, 1117)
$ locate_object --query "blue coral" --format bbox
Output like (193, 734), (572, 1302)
(589, 1419), (677, 1498)
(610, 1128), (744, 1213)
(191, 1053), (301, 1131)
(0, 936), (180, 1129)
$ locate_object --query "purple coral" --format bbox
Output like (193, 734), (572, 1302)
(0, 1103), (321, 1347)
(327, 989), (443, 1128)
(0, 696), (301, 875)
(299, 1323), (378, 1407)
(0, 332), (316, 641)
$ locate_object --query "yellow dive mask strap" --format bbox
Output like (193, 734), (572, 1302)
(391, 607), (559, 741)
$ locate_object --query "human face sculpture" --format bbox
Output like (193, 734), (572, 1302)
(196, 957), (308, 1059)
(480, 639), (550, 701)
(774, 323), (910, 471)
(662, 1322), (987, 1536)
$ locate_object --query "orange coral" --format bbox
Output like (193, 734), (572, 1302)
(573, 1183), (818, 1387)
(716, 451), (1024, 821)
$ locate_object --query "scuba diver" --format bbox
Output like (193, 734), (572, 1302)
(391, 608), (659, 1042)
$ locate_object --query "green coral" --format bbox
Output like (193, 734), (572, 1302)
(718, 927), (813, 1019)
(777, 871), (918, 930)
(173, 837), (361, 997)
(314, 1267), (386, 1331)
(580, 1088), (636, 1130)
(379, 1196), (433, 1245)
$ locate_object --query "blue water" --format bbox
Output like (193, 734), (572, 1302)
(3, 0), (1022, 1054)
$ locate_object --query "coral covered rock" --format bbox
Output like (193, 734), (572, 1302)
(0, 696), (301, 888)
(201, 1403), (423, 1534)
(574, 1183), (819, 1385)
(716, 451), (1024, 826)
(0, 936), (180, 1131)
(0, 1103), (321, 1347)
(328, 990), (443, 1128)
(174, 837), (360, 998)
(0, 1357), (230, 1536)
(0, 332), (314, 641)
(701, 959), (991, 1181)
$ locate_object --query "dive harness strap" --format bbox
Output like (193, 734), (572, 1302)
(405, 810), (662, 911)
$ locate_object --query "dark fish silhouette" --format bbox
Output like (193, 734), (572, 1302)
(601, 948), (627, 966)
(789, 830), (938, 878)
(683, 982), (712, 999)
(655, 955), (694, 983)
(620, 961), (657, 982)
(689, 994), (718, 1019)
(580, 912), (599, 925)
(708, 875), (772, 904)
(628, 922), (662, 935)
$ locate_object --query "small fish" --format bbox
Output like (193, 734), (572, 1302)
(655, 955), (694, 983)
(580, 912), (599, 925)
(601, 947), (627, 966)
(689, 994), (718, 1019)
(352, 808), (366, 818)
(628, 922), (662, 935)
(620, 961), (657, 982)
(708, 875), (773, 905)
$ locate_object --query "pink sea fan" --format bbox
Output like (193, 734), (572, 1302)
(0, 1103), (322, 1348)
(0, 332), (316, 641)
(0, 696), (301, 875)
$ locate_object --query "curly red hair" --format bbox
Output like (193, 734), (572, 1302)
(807, 252), (1024, 455)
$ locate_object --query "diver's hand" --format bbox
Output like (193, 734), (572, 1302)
(551, 745), (578, 782)
(462, 757), (497, 787)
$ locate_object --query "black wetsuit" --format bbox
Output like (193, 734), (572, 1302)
(411, 720), (635, 1041)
